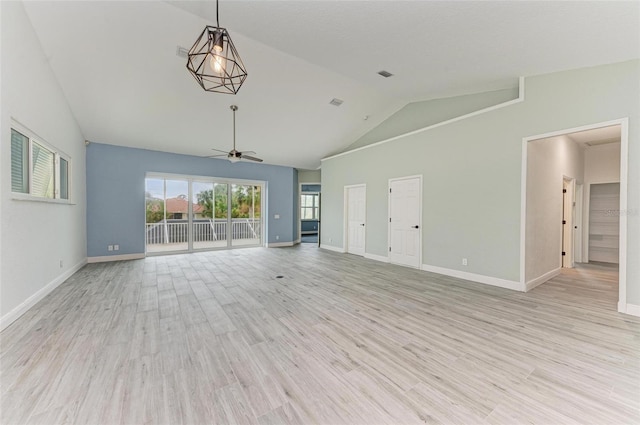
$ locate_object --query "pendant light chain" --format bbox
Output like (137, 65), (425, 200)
(216, 0), (220, 28)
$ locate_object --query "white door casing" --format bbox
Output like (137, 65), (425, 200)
(389, 176), (422, 268)
(346, 185), (366, 256)
(520, 118), (628, 313)
(574, 183), (584, 263)
(562, 178), (575, 268)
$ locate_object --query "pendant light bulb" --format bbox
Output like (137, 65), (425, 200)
(210, 53), (226, 74)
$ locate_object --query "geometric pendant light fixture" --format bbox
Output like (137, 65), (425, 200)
(186, 0), (248, 94)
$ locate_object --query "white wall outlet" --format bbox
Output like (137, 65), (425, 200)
(462, 258), (468, 266)
(114, 244), (120, 251)
(276, 235), (280, 240)
(274, 214), (280, 219)
(108, 245), (113, 251)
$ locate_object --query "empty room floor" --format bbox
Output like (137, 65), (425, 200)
(1, 246), (639, 424)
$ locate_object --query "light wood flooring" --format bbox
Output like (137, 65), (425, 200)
(1, 246), (639, 424)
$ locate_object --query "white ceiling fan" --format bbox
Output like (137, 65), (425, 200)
(208, 105), (263, 163)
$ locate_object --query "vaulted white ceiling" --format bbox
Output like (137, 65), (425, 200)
(22, 1), (640, 169)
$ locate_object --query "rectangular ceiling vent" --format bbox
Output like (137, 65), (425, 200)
(377, 70), (393, 78)
(329, 98), (344, 107)
(176, 46), (189, 58)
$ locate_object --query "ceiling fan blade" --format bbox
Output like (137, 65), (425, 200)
(206, 153), (229, 158)
(210, 148), (229, 154)
(242, 150), (256, 155)
(242, 155), (263, 163)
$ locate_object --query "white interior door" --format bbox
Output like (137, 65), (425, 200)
(389, 176), (421, 268)
(346, 185), (366, 256)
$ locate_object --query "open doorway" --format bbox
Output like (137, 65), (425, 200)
(300, 183), (321, 245)
(521, 119), (627, 313)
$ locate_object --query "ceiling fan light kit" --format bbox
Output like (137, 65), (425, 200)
(186, 0), (247, 94)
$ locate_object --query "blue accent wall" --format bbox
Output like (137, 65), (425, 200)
(301, 184), (321, 192)
(86, 143), (297, 257)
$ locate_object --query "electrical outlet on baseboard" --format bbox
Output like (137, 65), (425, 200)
(462, 258), (468, 266)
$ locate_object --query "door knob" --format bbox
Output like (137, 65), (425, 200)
(412, 225), (419, 229)
(360, 223), (365, 226)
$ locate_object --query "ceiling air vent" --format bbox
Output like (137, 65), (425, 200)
(176, 46), (189, 58)
(329, 98), (344, 107)
(377, 70), (393, 78)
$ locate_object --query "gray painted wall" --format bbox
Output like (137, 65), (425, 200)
(86, 143), (298, 257)
(321, 60), (639, 304)
(301, 184), (321, 192)
(585, 143), (621, 184)
(346, 88), (519, 151)
(298, 169), (321, 184)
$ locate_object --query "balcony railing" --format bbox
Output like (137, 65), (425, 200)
(146, 219), (261, 246)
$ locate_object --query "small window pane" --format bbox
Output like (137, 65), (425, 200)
(31, 142), (55, 198)
(60, 157), (69, 199)
(11, 129), (29, 193)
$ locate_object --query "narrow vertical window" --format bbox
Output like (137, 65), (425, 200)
(11, 129), (29, 193)
(59, 157), (69, 200)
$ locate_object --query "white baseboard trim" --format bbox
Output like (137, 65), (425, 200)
(0, 258), (87, 331)
(364, 252), (389, 263)
(320, 244), (345, 253)
(88, 253), (145, 263)
(294, 238), (301, 245)
(623, 303), (640, 317)
(267, 241), (296, 248)
(525, 268), (561, 292)
(421, 264), (524, 292)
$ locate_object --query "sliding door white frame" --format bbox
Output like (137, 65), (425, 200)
(145, 172), (266, 255)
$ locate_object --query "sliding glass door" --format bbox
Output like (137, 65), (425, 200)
(231, 184), (262, 247)
(145, 174), (264, 254)
(145, 177), (189, 253)
(192, 181), (228, 250)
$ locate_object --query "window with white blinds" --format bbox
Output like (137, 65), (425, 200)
(10, 126), (70, 200)
(11, 129), (29, 193)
